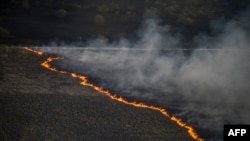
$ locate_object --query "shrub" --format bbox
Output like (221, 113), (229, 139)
(0, 27), (10, 38)
(109, 3), (119, 11)
(0, 63), (3, 80)
(10, 0), (18, 5)
(177, 14), (194, 25)
(165, 5), (177, 17)
(127, 6), (136, 11)
(145, 7), (157, 14)
(1, 8), (12, 15)
(45, 0), (53, 7)
(71, 3), (82, 11)
(55, 9), (67, 18)
(0, 69), (3, 80)
(33, 0), (41, 7)
(93, 14), (105, 25)
(97, 5), (109, 12)
(20, 0), (31, 9)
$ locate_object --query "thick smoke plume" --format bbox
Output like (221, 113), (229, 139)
(38, 12), (250, 141)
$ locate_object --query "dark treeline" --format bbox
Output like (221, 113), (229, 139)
(0, 0), (249, 45)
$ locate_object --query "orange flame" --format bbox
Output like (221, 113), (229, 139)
(24, 47), (43, 56)
(41, 57), (67, 74)
(24, 47), (204, 141)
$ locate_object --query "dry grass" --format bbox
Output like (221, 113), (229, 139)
(0, 47), (194, 141)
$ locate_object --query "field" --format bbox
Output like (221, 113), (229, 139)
(0, 47), (195, 141)
(1, 1), (249, 141)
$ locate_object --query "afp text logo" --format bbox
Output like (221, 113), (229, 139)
(224, 125), (250, 141)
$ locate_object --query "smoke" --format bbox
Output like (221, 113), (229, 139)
(38, 12), (250, 140)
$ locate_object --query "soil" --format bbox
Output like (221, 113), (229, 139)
(0, 47), (195, 141)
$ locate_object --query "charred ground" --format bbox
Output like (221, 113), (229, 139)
(0, 47), (196, 140)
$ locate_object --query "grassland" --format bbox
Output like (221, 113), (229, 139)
(0, 47), (195, 141)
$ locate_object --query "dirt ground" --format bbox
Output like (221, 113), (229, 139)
(0, 47), (195, 141)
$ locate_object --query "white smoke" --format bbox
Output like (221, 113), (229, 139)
(38, 12), (250, 141)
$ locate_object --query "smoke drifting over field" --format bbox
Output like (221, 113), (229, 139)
(38, 12), (250, 140)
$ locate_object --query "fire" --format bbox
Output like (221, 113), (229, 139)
(41, 57), (67, 74)
(24, 47), (43, 56)
(24, 47), (204, 141)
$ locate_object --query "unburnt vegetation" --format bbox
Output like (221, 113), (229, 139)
(0, 0), (249, 44)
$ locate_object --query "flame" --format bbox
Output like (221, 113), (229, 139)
(24, 47), (204, 141)
(24, 47), (43, 56)
(41, 57), (67, 74)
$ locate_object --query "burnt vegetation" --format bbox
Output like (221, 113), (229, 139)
(0, 1), (250, 139)
(0, 47), (196, 141)
(0, 0), (249, 44)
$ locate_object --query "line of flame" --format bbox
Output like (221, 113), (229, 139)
(24, 47), (204, 141)
(24, 47), (44, 56)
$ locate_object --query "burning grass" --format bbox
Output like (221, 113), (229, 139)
(0, 47), (195, 141)
(26, 48), (204, 141)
